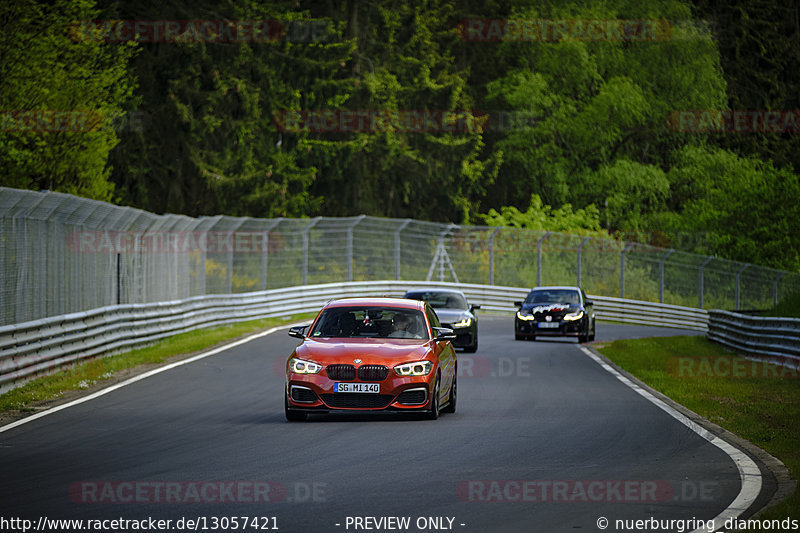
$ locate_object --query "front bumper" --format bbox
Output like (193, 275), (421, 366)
(286, 372), (436, 412)
(441, 324), (476, 348)
(515, 317), (586, 337)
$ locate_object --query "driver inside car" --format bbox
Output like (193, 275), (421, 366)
(389, 312), (417, 338)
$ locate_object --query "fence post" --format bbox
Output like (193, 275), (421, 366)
(489, 227), (501, 285)
(260, 218), (283, 290)
(698, 256), (713, 309)
(577, 236), (589, 287)
(394, 219), (412, 280)
(774, 272), (787, 306)
(536, 232), (551, 287)
(621, 243), (635, 298)
(659, 249), (675, 303)
(346, 215), (366, 282)
(734, 264), (748, 310)
(226, 219), (248, 293)
(302, 217), (321, 285)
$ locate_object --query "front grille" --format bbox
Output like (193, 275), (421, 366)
(290, 386), (318, 403)
(358, 365), (388, 381)
(396, 388), (427, 405)
(326, 364), (356, 381)
(321, 394), (393, 409)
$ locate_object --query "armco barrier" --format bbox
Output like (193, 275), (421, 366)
(0, 281), (709, 394)
(707, 310), (800, 370)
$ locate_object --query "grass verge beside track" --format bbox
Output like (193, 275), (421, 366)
(596, 335), (799, 520)
(0, 313), (315, 419)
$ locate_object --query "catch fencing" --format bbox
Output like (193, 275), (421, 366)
(1, 187), (798, 326)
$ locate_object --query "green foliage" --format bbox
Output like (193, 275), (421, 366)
(662, 145), (800, 271)
(0, 0), (135, 200)
(765, 291), (800, 319)
(2, 0), (798, 274)
(481, 193), (605, 234)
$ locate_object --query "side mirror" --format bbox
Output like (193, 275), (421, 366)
(513, 301), (523, 307)
(470, 304), (481, 311)
(288, 325), (309, 339)
(433, 327), (457, 341)
(585, 300), (593, 306)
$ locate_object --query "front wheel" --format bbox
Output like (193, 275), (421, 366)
(425, 377), (440, 420)
(442, 375), (457, 414)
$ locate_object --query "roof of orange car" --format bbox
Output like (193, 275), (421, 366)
(324, 297), (425, 310)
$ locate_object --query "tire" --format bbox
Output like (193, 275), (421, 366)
(442, 374), (457, 414)
(425, 377), (440, 420)
(285, 395), (307, 422)
(514, 333), (523, 341)
(588, 320), (596, 342)
(578, 334), (587, 343)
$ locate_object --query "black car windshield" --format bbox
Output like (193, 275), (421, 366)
(405, 291), (467, 310)
(309, 306), (429, 339)
(525, 290), (581, 305)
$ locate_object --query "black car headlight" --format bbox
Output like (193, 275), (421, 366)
(563, 311), (584, 322)
(516, 311), (535, 321)
(453, 316), (472, 328)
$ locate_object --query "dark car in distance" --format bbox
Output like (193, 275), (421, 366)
(514, 286), (595, 343)
(403, 289), (479, 352)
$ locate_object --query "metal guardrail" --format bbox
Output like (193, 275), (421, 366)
(707, 310), (800, 369)
(0, 281), (709, 394)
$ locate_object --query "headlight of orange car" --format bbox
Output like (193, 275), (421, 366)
(394, 361), (433, 377)
(289, 357), (322, 374)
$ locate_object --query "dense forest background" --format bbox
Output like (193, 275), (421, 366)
(1, 0), (799, 271)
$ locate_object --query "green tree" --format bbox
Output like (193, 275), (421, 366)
(662, 145), (800, 270)
(0, 0), (135, 200)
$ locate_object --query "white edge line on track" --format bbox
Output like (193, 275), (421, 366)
(579, 346), (762, 533)
(0, 324), (292, 434)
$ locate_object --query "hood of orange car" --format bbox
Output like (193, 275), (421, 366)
(295, 338), (431, 364)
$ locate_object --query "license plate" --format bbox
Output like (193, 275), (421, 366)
(537, 322), (560, 329)
(334, 382), (380, 393)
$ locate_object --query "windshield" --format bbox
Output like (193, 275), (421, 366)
(309, 306), (428, 339)
(405, 291), (467, 310)
(525, 290), (581, 306)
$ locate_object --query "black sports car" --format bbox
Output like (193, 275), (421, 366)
(514, 286), (595, 343)
(404, 289), (479, 352)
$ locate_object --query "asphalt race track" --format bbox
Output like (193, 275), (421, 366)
(0, 317), (774, 533)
